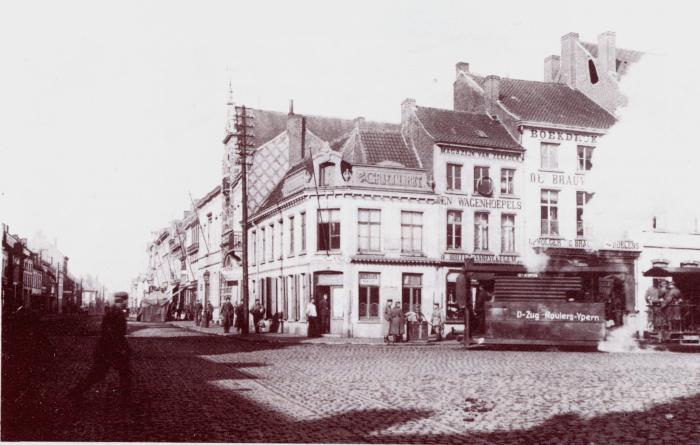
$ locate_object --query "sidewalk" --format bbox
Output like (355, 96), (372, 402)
(167, 320), (458, 346)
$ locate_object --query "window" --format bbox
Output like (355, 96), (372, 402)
(446, 210), (462, 250)
(269, 224), (275, 261)
(180, 258), (186, 271)
(358, 272), (380, 320)
(289, 216), (295, 255)
(500, 169), (515, 195)
(576, 191), (592, 236)
(188, 225), (199, 246)
(402, 274), (422, 314)
(300, 212), (307, 252)
(206, 213), (212, 246)
(577, 146), (593, 171)
(540, 143), (559, 170)
(474, 212), (489, 251)
(278, 219), (283, 260)
(473, 166), (490, 194)
(446, 163), (462, 191)
(319, 162), (334, 187)
(501, 214), (516, 253)
(317, 209), (341, 251)
(541, 189), (559, 236)
(358, 209), (381, 252)
(252, 230), (257, 265)
(261, 227), (266, 263)
(400, 211), (423, 253)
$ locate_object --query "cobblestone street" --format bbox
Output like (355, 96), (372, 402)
(4, 319), (700, 443)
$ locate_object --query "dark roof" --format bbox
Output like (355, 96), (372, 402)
(257, 157), (314, 212)
(471, 76), (616, 129)
(359, 129), (420, 168)
(580, 42), (643, 72)
(245, 109), (397, 148)
(415, 106), (522, 151)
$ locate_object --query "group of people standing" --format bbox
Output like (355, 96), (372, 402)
(304, 294), (330, 337)
(645, 279), (684, 335)
(383, 300), (446, 343)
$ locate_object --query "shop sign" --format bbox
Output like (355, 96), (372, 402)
(440, 146), (522, 161)
(602, 240), (640, 251)
(530, 172), (585, 186)
(351, 166), (427, 190)
(529, 129), (598, 144)
(438, 195), (522, 210)
(529, 238), (591, 249)
(443, 253), (521, 264)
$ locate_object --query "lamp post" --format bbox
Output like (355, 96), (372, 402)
(202, 270), (210, 328)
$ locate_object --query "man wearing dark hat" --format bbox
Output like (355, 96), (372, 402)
(68, 292), (131, 406)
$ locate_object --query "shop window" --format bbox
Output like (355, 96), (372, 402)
(576, 191), (592, 237)
(357, 209), (381, 253)
(358, 272), (380, 320)
(402, 274), (422, 314)
(577, 146), (594, 171)
(541, 189), (559, 236)
(446, 210), (462, 250)
(474, 212), (489, 251)
(317, 209), (341, 251)
(500, 168), (515, 195)
(251, 230), (257, 265)
(400, 211), (423, 254)
(501, 214), (516, 253)
(445, 273), (463, 323)
(446, 163), (462, 191)
(540, 143), (559, 170)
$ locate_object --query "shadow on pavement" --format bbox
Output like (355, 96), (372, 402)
(2, 317), (698, 443)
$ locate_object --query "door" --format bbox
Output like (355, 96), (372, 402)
(330, 286), (345, 335)
(315, 285), (332, 334)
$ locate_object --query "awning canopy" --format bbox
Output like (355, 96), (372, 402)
(643, 266), (700, 278)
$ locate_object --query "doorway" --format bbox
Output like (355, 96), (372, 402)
(315, 285), (332, 334)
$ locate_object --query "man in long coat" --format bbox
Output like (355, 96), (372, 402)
(234, 302), (245, 333)
(389, 301), (405, 342)
(250, 299), (265, 333)
(220, 297), (235, 333)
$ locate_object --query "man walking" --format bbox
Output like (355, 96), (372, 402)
(220, 297), (235, 334)
(67, 292), (131, 406)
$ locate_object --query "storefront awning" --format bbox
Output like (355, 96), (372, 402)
(643, 266), (700, 277)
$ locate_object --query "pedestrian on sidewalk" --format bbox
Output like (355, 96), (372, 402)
(389, 301), (405, 342)
(319, 294), (330, 334)
(305, 298), (318, 337)
(220, 297), (235, 334)
(383, 298), (393, 342)
(67, 292), (131, 406)
(250, 299), (265, 334)
(195, 300), (203, 326)
(234, 301), (245, 333)
(431, 303), (445, 341)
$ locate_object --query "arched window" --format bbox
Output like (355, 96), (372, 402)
(319, 162), (335, 187)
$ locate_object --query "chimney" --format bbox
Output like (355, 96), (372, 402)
(401, 98), (416, 126)
(560, 32), (580, 87)
(354, 116), (365, 129)
(544, 55), (560, 82)
(483, 75), (500, 117)
(287, 105), (306, 166)
(455, 61), (470, 77)
(597, 31), (616, 74)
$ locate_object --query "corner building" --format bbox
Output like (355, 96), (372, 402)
(227, 100), (524, 338)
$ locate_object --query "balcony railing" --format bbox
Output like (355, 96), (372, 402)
(221, 231), (242, 251)
(186, 241), (199, 255)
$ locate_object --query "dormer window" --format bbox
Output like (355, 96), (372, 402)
(319, 162), (334, 187)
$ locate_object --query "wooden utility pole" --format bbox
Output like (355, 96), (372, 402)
(235, 105), (254, 334)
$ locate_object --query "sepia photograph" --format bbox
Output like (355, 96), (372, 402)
(1, 0), (699, 443)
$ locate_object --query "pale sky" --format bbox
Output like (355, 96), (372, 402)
(0, 0), (696, 292)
